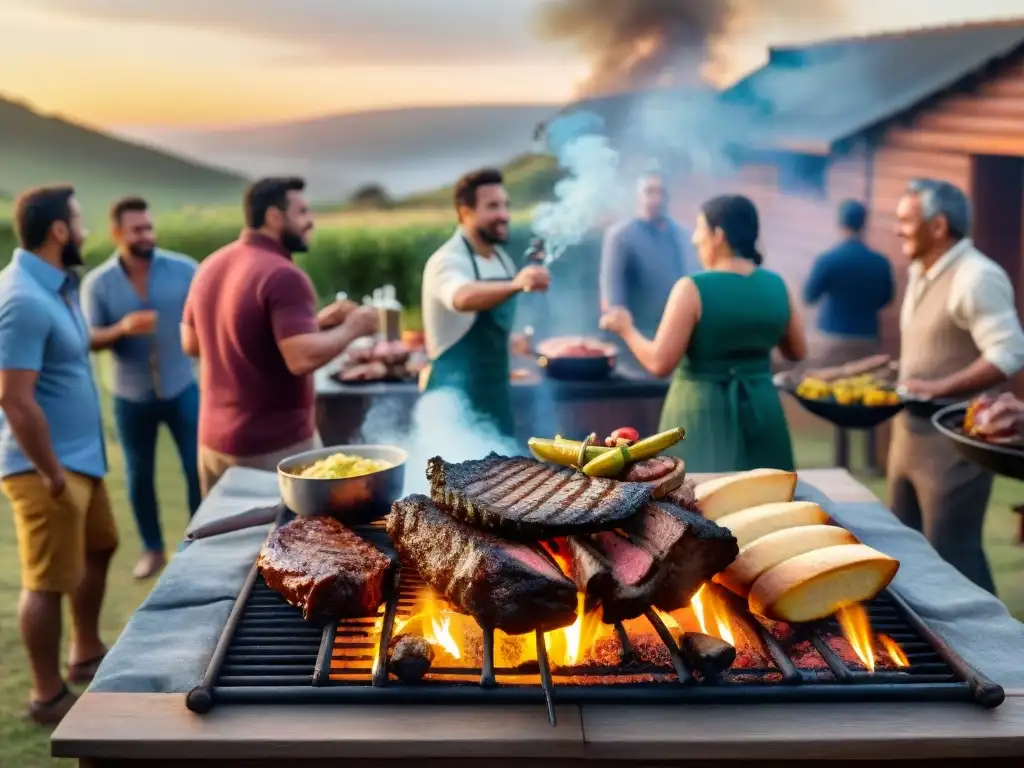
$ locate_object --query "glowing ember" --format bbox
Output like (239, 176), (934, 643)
(690, 584), (736, 647)
(879, 634), (910, 668)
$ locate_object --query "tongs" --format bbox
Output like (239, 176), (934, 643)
(182, 504), (286, 546)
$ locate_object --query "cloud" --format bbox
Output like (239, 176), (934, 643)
(26, 0), (574, 66)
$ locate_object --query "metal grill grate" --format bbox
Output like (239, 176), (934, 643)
(187, 521), (1005, 724)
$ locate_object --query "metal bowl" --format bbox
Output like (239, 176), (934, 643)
(277, 444), (408, 523)
(932, 402), (1024, 481)
(536, 337), (617, 381)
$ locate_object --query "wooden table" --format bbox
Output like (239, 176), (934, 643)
(52, 470), (1024, 765)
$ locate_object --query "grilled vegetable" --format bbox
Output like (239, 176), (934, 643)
(528, 437), (611, 467)
(581, 444), (631, 477)
(581, 428), (686, 478)
(605, 426), (640, 447)
(628, 427), (686, 461)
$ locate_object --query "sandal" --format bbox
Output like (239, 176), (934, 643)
(67, 652), (107, 685)
(27, 684), (78, 726)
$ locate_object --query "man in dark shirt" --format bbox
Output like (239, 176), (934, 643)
(803, 200), (895, 471)
(182, 177), (378, 496)
(600, 173), (699, 366)
(804, 200), (895, 364)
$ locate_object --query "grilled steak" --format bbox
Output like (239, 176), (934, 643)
(621, 501), (738, 612)
(388, 494), (578, 635)
(426, 453), (652, 538)
(258, 516), (394, 625)
(567, 532), (664, 624)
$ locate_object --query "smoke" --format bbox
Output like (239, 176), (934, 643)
(531, 133), (630, 262)
(359, 388), (520, 496)
(528, 0), (844, 261)
(535, 0), (842, 96)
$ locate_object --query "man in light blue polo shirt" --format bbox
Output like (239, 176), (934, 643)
(81, 196), (200, 580)
(0, 186), (117, 724)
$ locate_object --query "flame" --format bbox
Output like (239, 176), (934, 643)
(879, 634), (910, 668)
(422, 593), (461, 659)
(690, 584), (736, 647)
(653, 608), (680, 631)
(836, 604), (875, 672)
(836, 605), (911, 672)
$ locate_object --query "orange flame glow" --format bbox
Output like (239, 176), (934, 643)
(879, 634), (909, 668)
(690, 584), (736, 646)
(836, 604), (875, 672)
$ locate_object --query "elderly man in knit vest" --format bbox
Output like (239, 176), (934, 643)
(890, 179), (1024, 594)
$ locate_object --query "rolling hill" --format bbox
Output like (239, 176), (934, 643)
(120, 104), (560, 202)
(0, 96), (248, 221)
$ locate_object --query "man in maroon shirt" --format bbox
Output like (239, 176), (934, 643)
(181, 177), (377, 495)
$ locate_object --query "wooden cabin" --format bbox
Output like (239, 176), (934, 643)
(538, 20), (1024, 463)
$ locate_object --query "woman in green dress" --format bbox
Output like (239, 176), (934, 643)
(600, 195), (807, 472)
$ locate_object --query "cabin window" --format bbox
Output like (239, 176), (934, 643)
(777, 154), (828, 198)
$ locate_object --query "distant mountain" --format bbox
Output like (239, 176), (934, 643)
(119, 104), (560, 202)
(0, 96), (248, 219)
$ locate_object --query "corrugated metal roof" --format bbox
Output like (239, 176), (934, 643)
(728, 22), (1024, 152)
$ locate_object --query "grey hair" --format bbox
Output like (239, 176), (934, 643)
(906, 178), (972, 240)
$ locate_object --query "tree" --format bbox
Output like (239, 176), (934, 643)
(348, 183), (393, 210)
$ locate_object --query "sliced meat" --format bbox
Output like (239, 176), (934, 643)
(387, 495), (577, 635)
(622, 456), (677, 483)
(621, 456), (686, 499)
(621, 501), (738, 612)
(258, 516), (394, 625)
(340, 361), (388, 381)
(590, 531), (654, 586)
(665, 480), (697, 510)
(566, 532), (663, 624)
(426, 453), (652, 539)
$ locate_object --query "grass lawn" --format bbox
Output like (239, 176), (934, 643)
(0, 403), (1022, 765)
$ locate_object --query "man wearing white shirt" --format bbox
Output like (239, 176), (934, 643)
(889, 178), (1024, 593)
(420, 168), (550, 437)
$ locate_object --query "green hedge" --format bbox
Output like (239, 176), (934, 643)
(1, 216), (534, 308)
(1, 215), (604, 339)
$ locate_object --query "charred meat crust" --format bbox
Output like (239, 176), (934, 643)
(567, 533), (667, 624)
(426, 452), (653, 539)
(257, 516), (394, 625)
(622, 501), (739, 612)
(387, 494), (578, 635)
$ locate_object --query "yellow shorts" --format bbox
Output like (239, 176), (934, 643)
(2, 470), (119, 594)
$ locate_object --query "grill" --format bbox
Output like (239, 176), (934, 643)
(187, 516), (1005, 725)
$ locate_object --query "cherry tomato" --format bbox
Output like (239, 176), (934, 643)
(608, 427), (639, 443)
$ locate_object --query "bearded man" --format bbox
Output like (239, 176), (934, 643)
(0, 186), (117, 723)
(81, 196), (199, 580)
(420, 168), (550, 437)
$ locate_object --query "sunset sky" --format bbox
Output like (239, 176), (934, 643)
(1, 0), (1020, 130)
